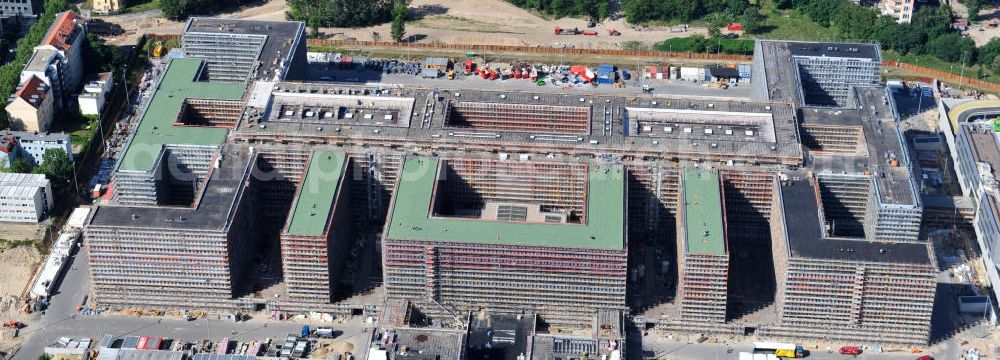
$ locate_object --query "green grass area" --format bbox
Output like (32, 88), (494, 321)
(0, 238), (35, 249)
(67, 114), (100, 148)
(654, 36), (754, 55)
(759, 7), (836, 41)
(123, 0), (160, 14)
(882, 51), (1000, 84)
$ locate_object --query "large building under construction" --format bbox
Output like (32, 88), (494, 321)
(381, 157), (628, 326)
(676, 169), (729, 324)
(84, 22), (939, 345)
(751, 40), (936, 344)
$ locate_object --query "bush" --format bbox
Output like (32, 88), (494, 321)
(654, 35), (754, 55)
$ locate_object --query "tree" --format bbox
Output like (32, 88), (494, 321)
(1, 157), (32, 173)
(966, 0), (981, 21)
(741, 6), (764, 34)
(992, 56), (1000, 76)
(160, 0), (254, 19)
(596, 2), (609, 21)
(159, 0), (185, 18)
(927, 32), (975, 63)
(978, 38), (1000, 69)
(85, 33), (125, 74)
(391, 1), (407, 42)
(287, 0), (395, 28)
(34, 148), (73, 185)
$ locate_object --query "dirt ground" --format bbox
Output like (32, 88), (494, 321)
(308, 339), (356, 359)
(98, 0), (706, 48)
(952, 0), (1000, 46)
(0, 246), (42, 353)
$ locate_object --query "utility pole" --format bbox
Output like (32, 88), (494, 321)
(959, 50), (968, 90)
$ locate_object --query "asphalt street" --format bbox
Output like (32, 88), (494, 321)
(11, 247), (370, 360)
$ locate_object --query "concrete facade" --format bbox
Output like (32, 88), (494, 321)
(0, 0), (41, 17)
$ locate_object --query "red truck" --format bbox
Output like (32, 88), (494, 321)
(464, 59), (474, 75)
(839, 345), (862, 356)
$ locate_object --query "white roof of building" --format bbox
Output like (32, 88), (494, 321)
(0, 173), (48, 199)
(0, 173), (49, 188)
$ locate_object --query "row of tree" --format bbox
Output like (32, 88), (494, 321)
(619, 0), (752, 24)
(159, 0), (255, 19)
(505, 0), (609, 21)
(0, 148), (76, 186)
(287, 0), (397, 32)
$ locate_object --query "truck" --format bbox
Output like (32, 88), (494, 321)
(464, 59), (474, 75)
(300, 325), (310, 337)
(315, 327), (335, 338)
(839, 345), (861, 356)
(753, 342), (805, 358)
(554, 26), (580, 35)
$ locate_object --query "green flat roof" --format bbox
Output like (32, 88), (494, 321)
(286, 151), (346, 236)
(682, 169), (726, 255)
(117, 58), (247, 172)
(385, 157), (625, 250)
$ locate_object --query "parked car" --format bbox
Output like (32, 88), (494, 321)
(839, 345), (861, 356)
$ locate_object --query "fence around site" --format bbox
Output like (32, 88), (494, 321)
(145, 35), (1000, 90)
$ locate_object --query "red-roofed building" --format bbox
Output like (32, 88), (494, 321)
(0, 134), (17, 168)
(21, 11), (85, 108)
(5, 75), (54, 132)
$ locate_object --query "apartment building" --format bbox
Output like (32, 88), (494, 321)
(0, 173), (53, 223)
(21, 11), (85, 108)
(5, 76), (54, 132)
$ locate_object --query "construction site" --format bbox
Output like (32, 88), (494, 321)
(81, 18), (942, 349)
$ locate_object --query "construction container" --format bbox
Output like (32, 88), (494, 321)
(595, 64), (616, 84)
(644, 66), (657, 79)
(424, 57), (449, 70)
(680, 67), (701, 82)
(738, 64), (752, 80)
(422, 69), (440, 79)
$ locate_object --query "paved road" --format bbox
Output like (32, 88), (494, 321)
(639, 336), (946, 360)
(11, 247), (370, 360)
